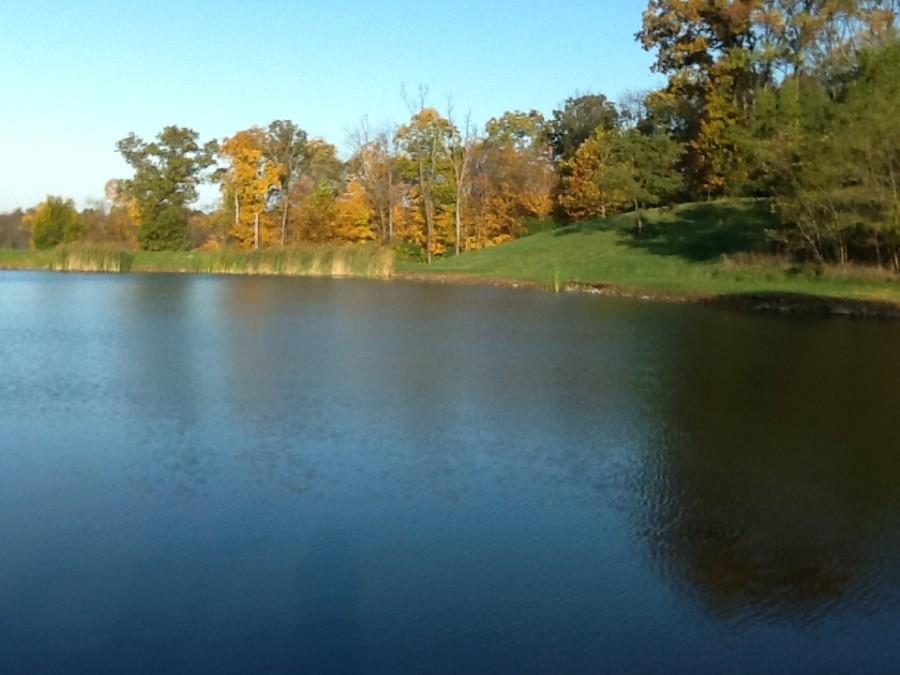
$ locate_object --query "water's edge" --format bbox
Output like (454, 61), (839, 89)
(3, 263), (899, 319)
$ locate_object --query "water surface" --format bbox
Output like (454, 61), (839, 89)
(2, 271), (900, 673)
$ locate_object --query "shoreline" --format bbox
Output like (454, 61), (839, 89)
(395, 271), (900, 318)
(3, 262), (899, 319)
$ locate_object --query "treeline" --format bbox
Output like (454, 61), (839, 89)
(4, 1), (899, 269)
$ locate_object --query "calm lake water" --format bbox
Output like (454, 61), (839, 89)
(2, 271), (900, 674)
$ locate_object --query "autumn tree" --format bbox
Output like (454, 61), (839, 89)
(265, 120), (308, 246)
(289, 138), (343, 243)
(334, 179), (378, 242)
(218, 128), (282, 249)
(293, 183), (339, 242)
(557, 128), (621, 221)
(467, 111), (553, 247)
(638, 0), (898, 197)
(23, 196), (83, 249)
(348, 119), (397, 243)
(101, 180), (141, 246)
(116, 126), (217, 250)
(396, 103), (454, 263)
(755, 0), (899, 78)
(443, 104), (477, 255)
(638, 0), (762, 197)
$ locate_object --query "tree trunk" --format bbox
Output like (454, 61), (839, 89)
(234, 194), (240, 229)
(281, 199), (289, 247)
(254, 212), (260, 250)
(455, 194), (462, 255)
(387, 169), (394, 243)
(425, 195), (433, 265)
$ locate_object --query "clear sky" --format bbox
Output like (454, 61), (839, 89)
(0, 0), (661, 212)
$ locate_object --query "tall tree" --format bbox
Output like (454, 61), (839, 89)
(396, 104), (454, 263)
(265, 120), (308, 246)
(443, 104), (476, 255)
(291, 138), (343, 243)
(116, 126), (217, 250)
(219, 128), (282, 249)
(349, 119), (397, 243)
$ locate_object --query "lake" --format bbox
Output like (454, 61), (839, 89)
(2, 271), (900, 674)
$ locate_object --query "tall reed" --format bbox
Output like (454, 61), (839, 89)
(52, 244), (135, 272)
(183, 244), (394, 278)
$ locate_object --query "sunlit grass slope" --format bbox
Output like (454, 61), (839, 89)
(403, 199), (900, 303)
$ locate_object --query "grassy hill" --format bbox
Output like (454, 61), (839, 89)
(401, 200), (900, 305)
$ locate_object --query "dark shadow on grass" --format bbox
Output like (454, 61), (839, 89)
(551, 220), (611, 237)
(620, 201), (774, 262)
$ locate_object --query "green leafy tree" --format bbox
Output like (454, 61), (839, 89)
(23, 196), (83, 249)
(546, 93), (620, 161)
(557, 126), (683, 228)
(116, 126), (217, 250)
(776, 40), (900, 268)
(607, 129), (684, 232)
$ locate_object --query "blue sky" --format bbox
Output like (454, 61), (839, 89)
(0, 0), (661, 212)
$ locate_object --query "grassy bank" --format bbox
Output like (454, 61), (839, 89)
(3, 201), (900, 314)
(400, 200), (900, 306)
(0, 243), (394, 279)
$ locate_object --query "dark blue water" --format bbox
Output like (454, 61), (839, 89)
(2, 271), (900, 674)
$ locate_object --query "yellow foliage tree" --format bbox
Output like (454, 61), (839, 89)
(334, 179), (377, 242)
(557, 128), (624, 221)
(219, 128), (283, 249)
(294, 183), (338, 243)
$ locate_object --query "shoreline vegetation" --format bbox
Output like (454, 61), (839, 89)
(3, 201), (899, 318)
(0, 242), (394, 278)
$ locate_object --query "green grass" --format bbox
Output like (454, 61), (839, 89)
(0, 248), (55, 269)
(402, 199), (900, 304)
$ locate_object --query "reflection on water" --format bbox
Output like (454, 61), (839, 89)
(2, 271), (900, 673)
(637, 312), (900, 624)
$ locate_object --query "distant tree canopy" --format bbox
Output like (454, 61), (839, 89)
(547, 94), (620, 162)
(0, 209), (27, 249)
(5, 1), (898, 270)
(23, 196), (82, 249)
(116, 126), (218, 251)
